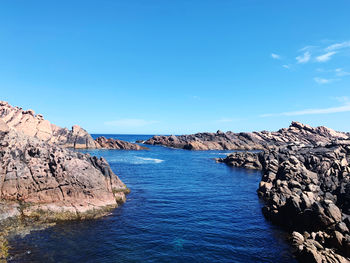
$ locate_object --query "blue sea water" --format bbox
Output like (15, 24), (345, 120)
(8, 135), (296, 263)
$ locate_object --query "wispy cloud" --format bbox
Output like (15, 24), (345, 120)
(271, 53), (281, 59)
(296, 51), (311, 63)
(104, 119), (159, 127)
(316, 68), (350, 77)
(261, 102), (350, 117)
(314, 77), (337, 84)
(282, 64), (290, 69)
(325, 41), (350, 51)
(299, 45), (318, 52)
(316, 51), (336, 62)
(335, 68), (350, 77)
(335, 96), (349, 103)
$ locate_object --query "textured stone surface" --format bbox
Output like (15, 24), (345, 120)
(95, 136), (148, 150)
(0, 119), (129, 223)
(0, 103), (134, 260)
(218, 138), (350, 262)
(0, 101), (96, 149)
(144, 121), (349, 150)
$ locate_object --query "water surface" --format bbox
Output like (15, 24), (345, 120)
(9, 134), (296, 263)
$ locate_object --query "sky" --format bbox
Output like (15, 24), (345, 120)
(1, 1), (350, 134)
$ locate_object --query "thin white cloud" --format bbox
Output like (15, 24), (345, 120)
(325, 41), (350, 51)
(334, 96), (349, 103)
(314, 77), (337, 84)
(271, 53), (281, 59)
(296, 52), (311, 63)
(316, 68), (350, 77)
(299, 45), (317, 52)
(316, 51), (336, 62)
(335, 68), (350, 77)
(282, 64), (290, 69)
(261, 103), (350, 117)
(104, 119), (159, 127)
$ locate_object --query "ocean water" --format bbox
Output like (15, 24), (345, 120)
(8, 135), (296, 263)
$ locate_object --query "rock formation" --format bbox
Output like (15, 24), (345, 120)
(0, 117), (130, 260)
(217, 138), (350, 262)
(95, 136), (148, 150)
(143, 122), (349, 150)
(0, 101), (146, 150)
(145, 121), (350, 261)
(0, 119), (129, 222)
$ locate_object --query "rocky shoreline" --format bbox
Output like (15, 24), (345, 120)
(95, 136), (148, 150)
(0, 118), (130, 259)
(216, 136), (350, 261)
(2, 99), (349, 262)
(0, 101), (133, 261)
(143, 121), (349, 150)
(145, 122), (350, 262)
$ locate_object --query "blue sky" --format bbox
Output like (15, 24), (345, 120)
(1, 1), (350, 134)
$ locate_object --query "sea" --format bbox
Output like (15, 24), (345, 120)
(8, 134), (296, 263)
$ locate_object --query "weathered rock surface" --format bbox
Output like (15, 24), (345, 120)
(0, 101), (146, 150)
(0, 101), (95, 149)
(0, 102), (140, 260)
(144, 122), (349, 150)
(0, 119), (130, 260)
(0, 119), (129, 222)
(218, 137), (350, 262)
(95, 136), (148, 150)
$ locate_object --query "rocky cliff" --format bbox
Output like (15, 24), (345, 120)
(217, 138), (350, 262)
(0, 101), (146, 150)
(0, 117), (130, 260)
(0, 118), (129, 219)
(143, 122), (349, 150)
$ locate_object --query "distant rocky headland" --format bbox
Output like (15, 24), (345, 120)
(143, 121), (349, 151)
(144, 122), (350, 262)
(0, 101), (147, 150)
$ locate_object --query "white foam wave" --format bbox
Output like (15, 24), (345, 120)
(108, 156), (164, 164)
(136, 157), (164, 163)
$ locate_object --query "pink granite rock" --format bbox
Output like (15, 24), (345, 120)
(0, 119), (128, 222)
(0, 101), (145, 150)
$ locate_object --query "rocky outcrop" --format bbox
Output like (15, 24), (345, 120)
(0, 101), (146, 150)
(218, 139), (350, 262)
(0, 101), (96, 149)
(144, 122), (348, 150)
(95, 136), (148, 150)
(0, 119), (129, 221)
(0, 119), (130, 259)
